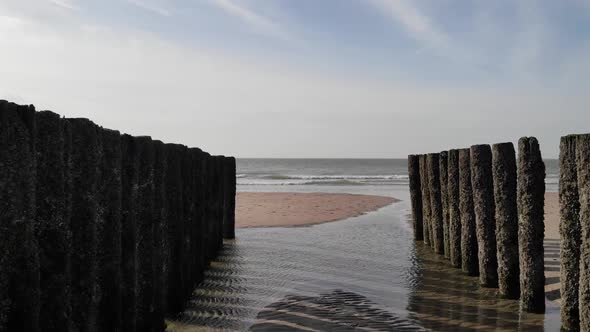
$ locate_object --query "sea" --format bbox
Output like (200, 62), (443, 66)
(236, 158), (559, 194)
(170, 159), (561, 331)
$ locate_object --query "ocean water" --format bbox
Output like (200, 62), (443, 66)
(170, 158), (560, 331)
(237, 158), (559, 193)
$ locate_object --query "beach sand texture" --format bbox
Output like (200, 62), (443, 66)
(235, 192), (398, 228)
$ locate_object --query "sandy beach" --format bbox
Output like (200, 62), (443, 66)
(544, 192), (561, 304)
(235, 192), (398, 228)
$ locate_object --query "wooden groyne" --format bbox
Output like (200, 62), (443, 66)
(0, 100), (236, 332)
(407, 137), (546, 314)
(559, 135), (581, 330)
(559, 133), (590, 331)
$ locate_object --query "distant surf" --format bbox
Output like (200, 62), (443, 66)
(235, 158), (558, 190)
(238, 174), (409, 186)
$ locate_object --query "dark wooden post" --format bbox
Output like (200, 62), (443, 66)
(408, 155), (423, 241)
(35, 111), (71, 332)
(152, 140), (168, 331)
(165, 144), (185, 314)
(459, 148), (478, 276)
(97, 128), (122, 332)
(559, 135), (581, 330)
(420, 155), (431, 246)
(0, 101), (40, 332)
(135, 136), (156, 332)
(492, 142), (519, 299)
(121, 134), (138, 330)
(576, 134), (590, 326)
(440, 151), (450, 258)
(470, 144), (498, 288)
(68, 118), (102, 331)
(427, 153), (444, 254)
(448, 149), (461, 268)
(224, 157), (237, 239)
(517, 137), (545, 313)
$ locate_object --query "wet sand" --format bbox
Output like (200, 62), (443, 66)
(235, 192), (398, 228)
(235, 191), (562, 303)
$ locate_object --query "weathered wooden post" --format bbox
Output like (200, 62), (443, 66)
(0, 101), (40, 332)
(191, 149), (205, 285)
(35, 111), (71, 332)
(153, 140), (168, 331)
(69, 118), (102, 331)
(180, 146), (194, 300)
(165, 144), (185, 314)
(408, 155), (424, 241)
(517, 137), (545, 313)
(448, 149), (462, 268)
(121, 134), (138, 330)
(97, 128), (122, 332)
(420, 155), (431, 246)
(201, 154), (212, 260)
(459, 148), (478, 276)
(135, 136), (156, 332)
(492, 142), (519, 299)
(440, 151), (450, 258)
(224, 157), (237, 239)
(576, 134), (590, 327)
(560, 135), (581, 330)
(470, 144), (498, 288)
(427, 153), (444, 254)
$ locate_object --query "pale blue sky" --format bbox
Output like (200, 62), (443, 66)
(1, 0), (589, 158)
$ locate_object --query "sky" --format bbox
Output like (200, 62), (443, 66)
(0, 0), (589, 158)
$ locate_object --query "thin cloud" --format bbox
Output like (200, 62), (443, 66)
(126, 0), (171, 17)
(210, 0), (292, 42)
(49, 0), (76, 10)
(368, 0), (450, 52)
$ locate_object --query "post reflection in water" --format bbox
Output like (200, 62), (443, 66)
(407, 243), (560, 331)
(167, 200), (559, 331)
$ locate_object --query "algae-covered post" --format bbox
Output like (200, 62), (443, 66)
(35, 111), (71, 332)
(0, 102), (40, 332)
(576, 134), (590, 328)
(559, 135), (581, 330)
(427, 153), (444, 255)
(492, 142), (519, 299)
(459, 148), (478, 276)
(69, 118), (102, 331)
(420, 155), (431, 246)
(408, 154), (423, 241)
(470, 144), (498, 288)
(517, 137), (545, 313)
(440, 151), (450, 258)
(447, 149), (462, 268)
(97, 128), (122, 332)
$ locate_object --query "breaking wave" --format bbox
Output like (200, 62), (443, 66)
(237, 174), (409, 186)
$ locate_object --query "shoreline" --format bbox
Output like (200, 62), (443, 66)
(235, 192), (399, 228)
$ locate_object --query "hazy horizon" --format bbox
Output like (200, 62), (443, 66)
(2, 0), (589, 159)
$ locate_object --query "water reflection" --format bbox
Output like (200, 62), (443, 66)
(167, 201), (559, 331)
(407, 243), (559, 331)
